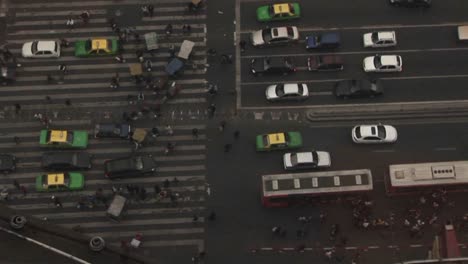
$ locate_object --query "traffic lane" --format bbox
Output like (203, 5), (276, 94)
(240, 0), (468, 31)
(241, 25), (466, 57)
(240, 77), (468, 108)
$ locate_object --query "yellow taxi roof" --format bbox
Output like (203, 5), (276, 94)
(47, 173), (65, 185)
(91, 39), (108, 50)
(268, 133), (286, 145)
(49, 130), (67, 143)
(273, 3), (291, 14)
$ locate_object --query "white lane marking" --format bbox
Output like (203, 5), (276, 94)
(242, 79), (342, 86)
(434, 147), (457, 151)
(373, 149), (396, 153)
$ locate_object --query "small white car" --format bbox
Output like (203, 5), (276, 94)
(363, 55), (402, 72)
(22, 40), (61, 58)
(352, 124), (398, 144)
(283, 151), (331, 170)
(363, 31), (397, 48)
(251, 26), (299, 47)
(265, 83), (308, 101)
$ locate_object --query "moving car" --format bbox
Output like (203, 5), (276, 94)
(283, 151), (331, 170)
(0, 154), (16, 173)
(389, 0), (431, 8)
(42, 152), (92, 170)
(250, 57), (296, 76)
(39, 130), (89, 149)
(352, 124), (398, 144)
(265, 83), (309, 101)
(305, 32), (340, 49)
(22, 40), (61, 58)
(256, 2), (301, 22)
(74, 38), (119, 57)
(251, 26), (299, 47)
(94, 123), (131, 139)
(363, 31), (397, 48)
(334, 79), (383, 98)
(104, 155), (156, 179)
(363, 55), (402, 73)
(256, 132), (302, 151)
(35, 172), (85, 192)
(307, 55), (343, 71)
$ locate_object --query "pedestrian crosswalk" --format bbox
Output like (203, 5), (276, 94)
(0, 0), (209, 260)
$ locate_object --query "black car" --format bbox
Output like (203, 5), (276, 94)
(334, 79), (383, 98)
(307, 55), (343, 72)
(250, 57), (296, 76)
(94, 123), (131, 139)
(104, 155), (156, 179)
(0, 154), (16, 173)
(389, 0), (431, 8)
(42, 152), (92, 170)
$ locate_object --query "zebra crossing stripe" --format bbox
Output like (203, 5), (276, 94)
(11, 0), (199, 9)
(110, 239), (204, 249)
(89, 227), (204, 237)
(60, 217), (205, 228)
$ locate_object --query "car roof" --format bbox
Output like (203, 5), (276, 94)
(107, 156), (136, 171)
(359, 125), (378, 137)
(273, 3), (291, 14)
(377, 31), (395, 40)
(267, 133), (286, 144)
(47, 173), (65, 185)
(91, 39), (108, 50)
(271, 27), (290, 38)
(321, 32), (340, 42)
(380, 55), (400, 66)
(49, 130), (68, 142)
(283, 83), (300, 94)
(320, 55), (343, 64)
(36, 41), (56, 51)
(295, 152), (314, 163)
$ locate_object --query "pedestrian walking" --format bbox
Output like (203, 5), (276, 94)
(224, 143), (232, 152)
(13, 179), (20, 190)
(151, 127), (160, 138)
(66, 18), (75, 29)
(207, 48), (217, 56)
(46, 74), (54, 84)
(218, 120), (226, 132)
(80, 10), (90, 24)
(208, 103), (216, 117)
(154, 184), (161, 194)
(208, 211), (216, 221)
(148, 5), (154, 17)
(192, 214), (199, 223)
(14, 103), (21, 114)
(58, 64), (67, 73)
(52, 196), (63, 208)
(192, 128), (199, 138)
(233, 130), (240, 139)
(140, 188), (147, 200)
(163, 179), (170, 188)
(45, 96), (51, 103)
(20, 185), (27, 196)
(165, 125), (174, 136)
(13, 136), (20, 145)
(65, 99), (71, 106)
(2, 47), (12, 61)
(239, 40), (246, 52)
(173, 177), (179, 185)
(207, 84), (218, 96)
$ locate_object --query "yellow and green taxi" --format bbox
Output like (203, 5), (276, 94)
(35, 173), (84, 192)
(39, 129), (88, 149)
(256, 132), (302, 151)
(256, 3), (301, 22)
(74, 38), (119, 57)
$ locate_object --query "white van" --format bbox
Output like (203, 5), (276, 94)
(458, 26), (468, 41)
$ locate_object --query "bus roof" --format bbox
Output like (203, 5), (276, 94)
(262, 169), (373, 197)
(389, 160), (468, 187)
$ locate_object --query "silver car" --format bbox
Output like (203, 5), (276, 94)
(265, 83), (308, 101)
(363, 31), (397, 48)
(283, 151), (331, 170)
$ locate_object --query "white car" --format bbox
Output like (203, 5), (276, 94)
(265, 83), (308, 101)
(22, 40), (61, 58)
(251, 26), (299, 47)
(352, 124), (398, 144)
(283, 151), (331, 170)
(363, 55), (402, 72)
(363, 31), (397, 48)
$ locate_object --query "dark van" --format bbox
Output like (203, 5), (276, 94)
(305, 32), (340, 49)
(104, 155), (156, 179)
(307, 55), (343, 71)
(94, 123), (131, 139)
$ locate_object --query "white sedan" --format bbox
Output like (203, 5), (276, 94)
(22, 40), (61, 58)
(363, 55), (402, 73)
(283, 151), (331, 170)
(352, 124), (398, 144)
(265, 83), (308, 101)
(363, 31), (397, 48)
(251, 26), (299, 47)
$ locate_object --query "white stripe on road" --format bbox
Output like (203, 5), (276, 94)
(11, 18), (109, 26)
(11, 0), (197, 9)
(109, 239), (204, 249)
(434, 147), (457, 151)
(59, 217), (204, 228)
(88, 227), (204, 238)
(14, 9), (107, 17)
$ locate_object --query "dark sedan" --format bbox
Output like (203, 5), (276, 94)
(94, 123), (131, 139)
(42, 152), (92, 170)
(250, 57), (296, 76)
(334, 79), (383, 98)
(0, 154), (16, 173)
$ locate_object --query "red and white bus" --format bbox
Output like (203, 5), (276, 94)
(387, 160), (468, 196)
(261, 169), (373, 208)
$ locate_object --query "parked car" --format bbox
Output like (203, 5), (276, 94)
(256, 132), (302, 151)
(42, 152), (92, 170)
(363, 31), (397, 48)
(307, 55), (343, 71)
(305, 32), (340, 49)
(39, 129), (88, 149)
(352, 124), (398, 144)
(35, 172), (84, 192)
(334, 79), (383, 98)
(251, 26), (299, 47)
(74, 38), (119, 57)
(250, 57), (296, 76)
(363, 55), (402, 73)
(283, 151), (331, 170)
(389, 0), (431, 8)
(94, 123), (131, 139)
(256, 2), (301, 22)
(265, 83), (308, 101)
(104, 155), (156, 179)
(22, 40), (61, 58)
(0, 154), (16, 173)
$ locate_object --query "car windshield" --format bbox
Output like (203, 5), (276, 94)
(135, 157), (143, 170)
(377, 125), (387, 139)
(275, 84), (285, 96)
(311, 152), (319, 164)
(288, 4), (295, 14)
(373, 56), (382, 68)
(297, 85), (304, 95)
(262, 135), (269, 146)
(371, 32), (379, 43)
(268, 5), (275, 16)
(85, 40), (92, 50)
(287, 27), (294, 37)
(31, 42), (38, 54)
(290, 153), (298, 166)
(263, 29), (273, 42)
(355, 127), (362, 138)
(66, 133), (74, 144)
